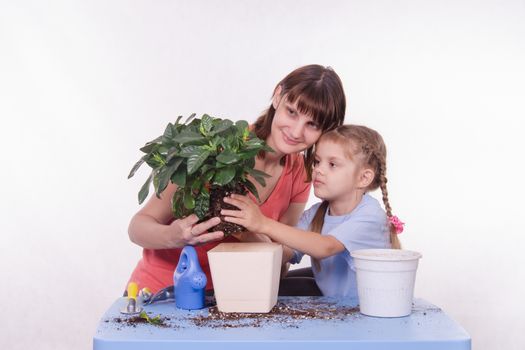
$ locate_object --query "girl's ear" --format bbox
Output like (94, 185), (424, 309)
(272, 85), (283, 109)
(358, 168), (375, 189)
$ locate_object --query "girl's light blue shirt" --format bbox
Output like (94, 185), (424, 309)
(290, 194), (391, 297)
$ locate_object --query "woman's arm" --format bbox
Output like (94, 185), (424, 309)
(128, 183), (224, 249)
(222, 195), (345, 260)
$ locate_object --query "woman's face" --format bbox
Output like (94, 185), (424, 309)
(267, 93), (323, 156)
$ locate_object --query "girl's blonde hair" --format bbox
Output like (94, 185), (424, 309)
(253, 64), (346, 180)
(309, 125), (401, 254)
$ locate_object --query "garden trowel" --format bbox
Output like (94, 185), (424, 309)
(120, 282), (143, 315)
(144, 285), (174, 305)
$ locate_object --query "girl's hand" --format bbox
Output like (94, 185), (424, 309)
(221, 194), (267, 234)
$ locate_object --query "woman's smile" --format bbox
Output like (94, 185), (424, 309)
(282, 131), (301, 146)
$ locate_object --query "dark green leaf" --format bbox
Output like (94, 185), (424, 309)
(208, 135), (222, 150)
(183, 188), (195, 209)
(199, 164), (213, 174)
(246, 167), (271, 186)
(223, 135), (242, 152)
(238, 149), (260, 160)
(187, 119), (201, 129)
(246, 167), (271, 178)
(191, 177), (202, 192)
(138, 173), (153, 204)
(172, 190), (185, 218)
(236, 166), (246, 181)
(243, 180), (260, 202)
(216, 150), (240, 164)
(194, 188), (210, 219)
(178, 145), (204, 157)
(200, 114), (213, 135)
(203, 169), (215, 183)
(261, 144), (275, 152)
(171, 166), (186, 187)
(213, 166), (235, 185)
(246, 157), (255, 169)
(145, 152), (166, 168)
(153, 172), (159, 195)
(156, 159), (182, 197)
(166, 156), (183, 169)
(174, 129), (205, 144)
(139, 311), (163, 325)
(185, 113), (197, 124)
(242, 127), (250, 140)
(140, 136), (162, 153)
(244, 138), (264, 149)
(209, 119), (233, 136)
(155, 169), (169, 198)
(163, 123), (174, 139)
(214, 161), (227, 168)
(175, 115), (183, 125)
(244, 140), (273, 153)
(187, 151), (210, 174)
(128, 156), (146, 179)
(165, 147), (180, 163)
(235, 120), (249, 133)
(157, 145), (170, 153)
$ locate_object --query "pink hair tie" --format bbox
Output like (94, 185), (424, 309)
(389, 215), (405, 234)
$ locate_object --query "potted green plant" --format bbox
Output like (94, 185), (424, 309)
(129, 114), (285, 313)
(128, 113), (273, 235)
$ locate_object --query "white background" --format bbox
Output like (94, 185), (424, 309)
(1, 1), (524, 349)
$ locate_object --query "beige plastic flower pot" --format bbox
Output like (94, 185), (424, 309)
(207, 242), (283, 313)
(350, 249), (422, 317)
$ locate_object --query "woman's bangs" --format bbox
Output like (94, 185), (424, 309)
(286, 86), (336, 131)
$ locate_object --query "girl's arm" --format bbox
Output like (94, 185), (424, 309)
(222, 195), (345, 260)
(233, 202), (305, 262)
(277, 202), (307, 262)
(273, 202), (305, 272)
(279, 202), (306, 226)
(128, 183), (224, 249)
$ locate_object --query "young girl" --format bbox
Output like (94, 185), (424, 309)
(222, 125), (404, 298)
(126, 65), (346, 294)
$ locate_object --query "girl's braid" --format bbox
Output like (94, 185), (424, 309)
(374, 149), (401, 249)
(378, 160), (392, 217)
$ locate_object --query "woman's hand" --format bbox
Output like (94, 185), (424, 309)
(221, 194), (268, 234)
(167, 215), (224, 246)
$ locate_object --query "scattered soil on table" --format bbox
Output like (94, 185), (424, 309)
(106, 315), (171, 328)
(105, 299), (360, 330)
(190, 301), (360, 329)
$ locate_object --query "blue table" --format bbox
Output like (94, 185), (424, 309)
(93, 297), (470, 350)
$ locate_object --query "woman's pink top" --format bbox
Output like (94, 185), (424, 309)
(127, 153), (311, 293)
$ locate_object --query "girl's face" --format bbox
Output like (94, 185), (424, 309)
(266, 93), (322, 156)
(312, 140), (370, 202)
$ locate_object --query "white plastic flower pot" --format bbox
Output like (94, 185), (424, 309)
(350, 249), (422, 317)
(207, 242), (283, 313)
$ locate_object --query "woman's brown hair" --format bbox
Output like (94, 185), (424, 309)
(253, 64), (346, 180)
(309, 125), (401, 258)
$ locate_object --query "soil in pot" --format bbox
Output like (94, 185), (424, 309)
(205, 182), (248, 236)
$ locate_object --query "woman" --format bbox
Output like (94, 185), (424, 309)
(126, 64), (346, 294)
